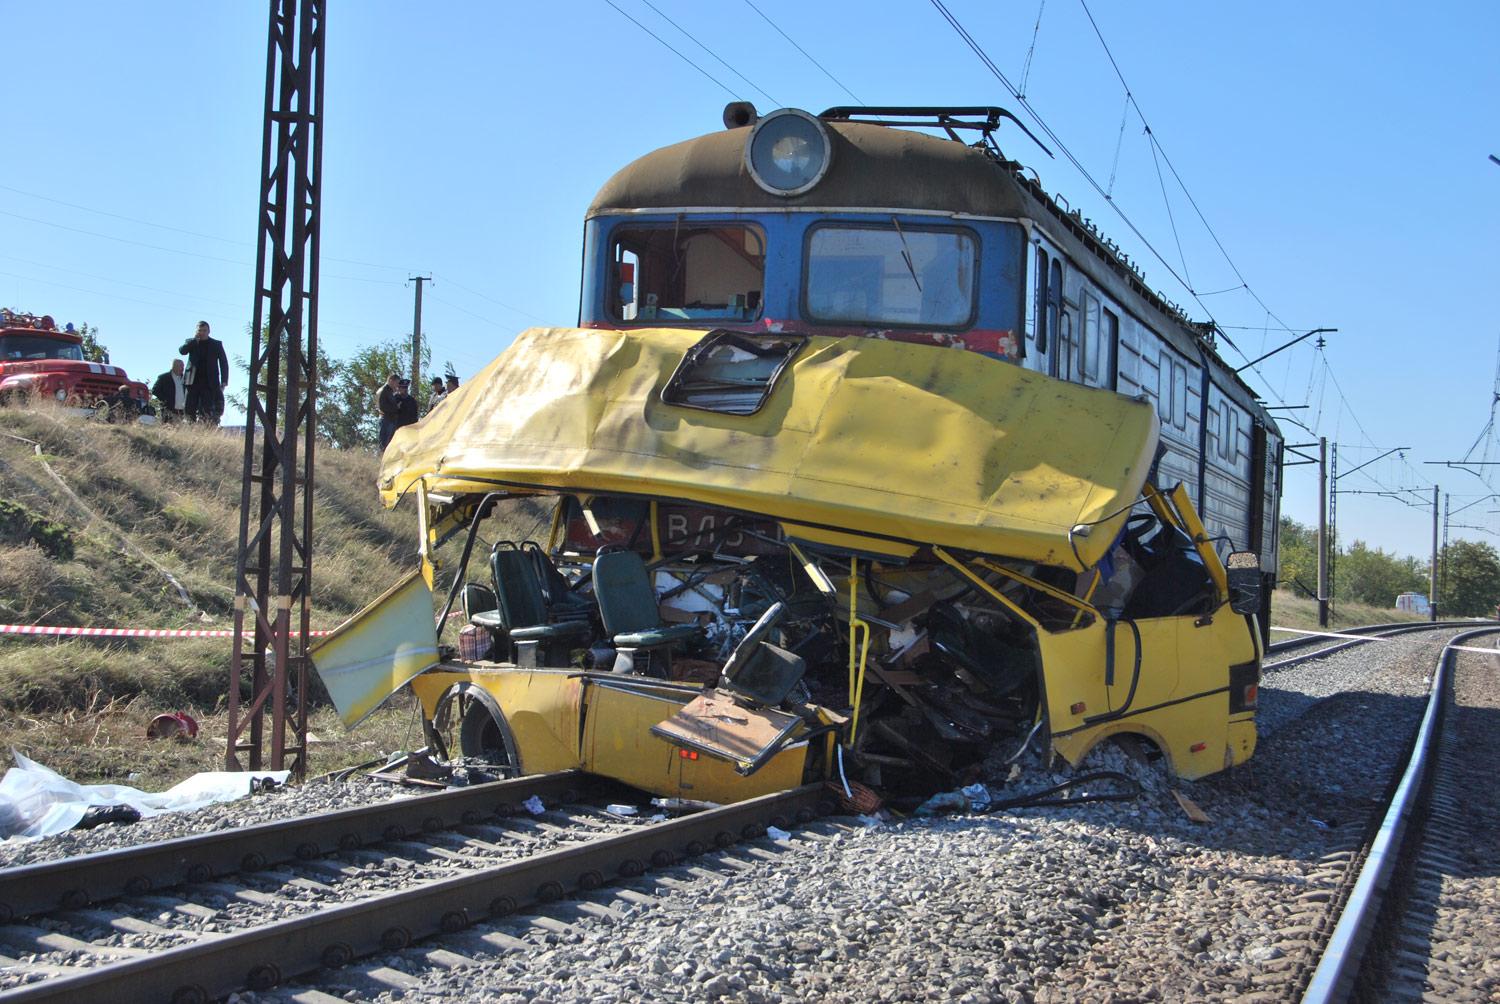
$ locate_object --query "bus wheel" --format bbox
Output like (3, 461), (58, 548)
(458, 696), (518, 772)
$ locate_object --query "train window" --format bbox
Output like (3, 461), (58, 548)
(1102, 307), (1118, 384)
(1047, 260), (1062, 356)
(1172, 362), (1188, 431)
(805, 224), (977, 328)
(1223, 408), (1239, 463)
(1156, 360), (1172, 425)
(661, 330), (804, 415)
(609, 224), (766, 323)
(1034, 248), (1049, 352)
(1080, 290), (1101, 382)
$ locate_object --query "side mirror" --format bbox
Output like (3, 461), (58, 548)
(1225, 551), (1262, 615)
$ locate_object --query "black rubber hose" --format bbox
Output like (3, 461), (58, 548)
(981, 770), (1142, 811)
(1084, 617), (1143, 726)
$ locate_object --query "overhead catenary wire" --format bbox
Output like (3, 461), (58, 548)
(925, 0), (1362, 437)
(924, 0), (1428, 532)
(1017, 0), (1048, 98)
(742, 0), (866, 105)
(638, 0), (780, 107)
(602, 0), (738, 98)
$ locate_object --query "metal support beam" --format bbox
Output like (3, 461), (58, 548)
(1317, 437), (1329, 628)
(1430, 487), (1439, 622)
(226, 0), (326, 779)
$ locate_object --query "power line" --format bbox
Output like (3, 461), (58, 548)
(1073, 0), (1302, 343)
(0, 182), (418, 273)
(743, 0), (865, 104)
(432, 273), (548, 324)
(925, 0), (1392, 461)
(1017, 0), (1048, 98)
(0, 208), (250, 267)
(925, 1), (1218, 334)
(638, 0), (779, 107)
(602, 0), (737, 98)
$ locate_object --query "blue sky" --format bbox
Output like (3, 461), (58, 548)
(6, 1), (1497, 561)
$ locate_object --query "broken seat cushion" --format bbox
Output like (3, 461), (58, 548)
(650, 690), (803, 775)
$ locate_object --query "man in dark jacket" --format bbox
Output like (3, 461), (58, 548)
(151, 359), (187, 421)
(394, 378), (419, 429)
(178, 320), (230, 424)
(377, 372), (402, 450)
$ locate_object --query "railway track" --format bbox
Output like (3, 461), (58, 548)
(1263, 619), (1475, 671)
(0, 619), (1486, 1003)
(0, 771), (828, 1003)
(1298, 627), (1500, 1003)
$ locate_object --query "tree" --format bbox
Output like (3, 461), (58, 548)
(1277, 517), (1321, 597)
(76, 322), (109, 363)
(1336, 540), (1426, 607)
(1437, 539), (1500, 617)
(230, 324), (342, 441)
(321, 338), (430, 450)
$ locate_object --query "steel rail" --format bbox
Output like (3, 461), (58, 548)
(1265, 619), (1471, 657)
(1262, 620), (1488, 673)
(0, 769), (593, 922)
(0, 783), (826, 1004)
(1298, 626), (1500, 1004)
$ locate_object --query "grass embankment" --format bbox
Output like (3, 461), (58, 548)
(0, 405), (422, 784)
(1268, 588), (1427, 634)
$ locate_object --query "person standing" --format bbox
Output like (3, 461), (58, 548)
(377, 372), (402, 450)
(151, 359), (188, 421)
(395, 377), (419, 429)
(445, 373), (460, 395)
(427, 375), (446, 413)
(178, 320), (230, 424)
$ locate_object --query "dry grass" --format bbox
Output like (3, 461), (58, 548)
(1269, 588), (1428, 633)
(0, 403), (420, 784)
(0, 692), (422, 788)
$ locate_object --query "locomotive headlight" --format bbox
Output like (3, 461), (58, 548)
(745, 108), (831, 197)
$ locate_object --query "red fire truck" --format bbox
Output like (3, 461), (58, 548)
(0, 309), (148, 407)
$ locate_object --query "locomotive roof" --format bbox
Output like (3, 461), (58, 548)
(588, 119), (1023, 218)
(589, 116), (1277, 431)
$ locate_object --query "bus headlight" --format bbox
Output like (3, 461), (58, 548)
(745, 108), (832, 197)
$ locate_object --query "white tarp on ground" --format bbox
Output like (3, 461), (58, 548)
(0, 750), (289, 840)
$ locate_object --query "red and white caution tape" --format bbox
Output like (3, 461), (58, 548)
(0, 624), (333, 640)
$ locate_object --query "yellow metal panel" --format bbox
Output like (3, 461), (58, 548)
(380, 327), (1159, 570)
(582, 680), (808, 802)
(309, 570), (440, 727)
(414, 668), (806, 802)
(410, 667), (586, 773)
(1046, 613), (1257, 779)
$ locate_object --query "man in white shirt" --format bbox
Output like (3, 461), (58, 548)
(151, 359), (188, 421)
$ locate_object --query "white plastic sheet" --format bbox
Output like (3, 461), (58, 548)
(0, 750), (290, 841)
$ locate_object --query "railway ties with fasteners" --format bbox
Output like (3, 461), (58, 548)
(0, 780), (828, 1003)
(1300, 627), (1500, 1003)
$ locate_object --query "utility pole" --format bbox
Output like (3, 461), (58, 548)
(1430, 486), (1440, 622)
(409, 275), (432, 390)
(1318, 437), (1329, 628)
(1441, 494), (1450, 613)
(1328, 444), (1338, 625)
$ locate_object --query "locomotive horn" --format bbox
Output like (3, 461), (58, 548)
(723, 102), (758, 129)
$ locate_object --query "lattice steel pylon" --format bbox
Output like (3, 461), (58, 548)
(226, 0), (326, 778)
